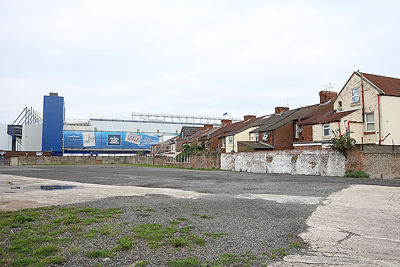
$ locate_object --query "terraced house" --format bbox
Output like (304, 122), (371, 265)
(295, 71), (400, 148)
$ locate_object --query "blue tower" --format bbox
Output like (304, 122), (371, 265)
(42, 93), (65, 155)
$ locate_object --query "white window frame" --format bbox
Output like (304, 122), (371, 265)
(351, 88), (360, 103)
(295, 124), (301, 138)
(365, 113), (375, 132)
(228, 136), (233, 144)
(323, 124), (330, 137)
(262, 132), (269, 142)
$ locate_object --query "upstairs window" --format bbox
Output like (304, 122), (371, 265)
(323, 124), (330, 137)
(351, 88), (360, 103)
(228, 136), (233, 144)
(365, 113), (375, 132)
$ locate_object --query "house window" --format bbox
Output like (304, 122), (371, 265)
(262, 132), (269, 141)
(365, 113), (375, 131)
(221, 139), (226, 148)
(338, 101), (343, 111)
(351, 88), (360, 103)
(295, 124), (302, 138)
(228, 136), (233, 144)
(255, 134), (259, 142)
(323, 124), (330, 137)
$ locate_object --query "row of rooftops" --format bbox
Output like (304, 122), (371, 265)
(161, 71), (400, 149)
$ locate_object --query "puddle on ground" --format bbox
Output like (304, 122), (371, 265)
(40, 185), (77, 190)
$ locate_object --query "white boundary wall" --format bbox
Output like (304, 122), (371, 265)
(221, 150), (345, 177)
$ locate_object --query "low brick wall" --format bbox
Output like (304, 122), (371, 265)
(12, 153), (220, 170)
(221, 150), (345, 177)
(14, 155), (153, 166)
(346, 149), (400, 179)
(153, 153), (220, 169)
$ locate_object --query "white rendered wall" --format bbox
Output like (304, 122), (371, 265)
(21, 123), (43, 151)
(221, 150), (345, 177)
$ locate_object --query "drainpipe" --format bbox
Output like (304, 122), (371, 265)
(360, 72), (365, 121)
(337, 121), (341, 135)
(378, 94), (382, 144)
(347, 121), (352, 137)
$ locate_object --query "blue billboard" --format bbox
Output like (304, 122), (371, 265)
(63, 131), (159, 151)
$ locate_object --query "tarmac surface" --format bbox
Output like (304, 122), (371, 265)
(1, 165), (400, 266)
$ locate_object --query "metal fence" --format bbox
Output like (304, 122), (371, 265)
(165, 155), (190, 163)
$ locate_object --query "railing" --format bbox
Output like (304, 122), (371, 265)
(165, 155), (190, 163)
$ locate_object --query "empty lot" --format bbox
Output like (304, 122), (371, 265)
(1, 165), (400, 266)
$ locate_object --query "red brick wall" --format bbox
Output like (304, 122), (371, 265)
(153, 153), (220, 169)
(346, 149), (400, 179)
(273, 122), (294, 150)
(295, 124), (313, 142)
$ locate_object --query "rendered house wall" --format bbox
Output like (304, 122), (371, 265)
(380, 95), (400, 145)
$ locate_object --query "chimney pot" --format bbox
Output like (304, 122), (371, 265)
(244, 115), (256, 121)
(275, 107), (289, 114)
(221, 119), (232, 127)
(319, 91), (337, 104)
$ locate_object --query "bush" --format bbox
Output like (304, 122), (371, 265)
(330, 134), (356, 155)
(176, 145), (205, 161)
(344, 171), (370, 178)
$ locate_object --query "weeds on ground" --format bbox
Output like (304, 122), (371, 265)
(344, 171), (370, 178)
(133, 220), (206, 249)
(0, 206), (122, 266)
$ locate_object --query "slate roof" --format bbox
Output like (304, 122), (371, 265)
(361, 72), (400, 96)
(218, 116), (266, 138)
(180, 128), (210, 144)
(237, 141), (274, 150)
(208, 118), (259, 140)
(250, 104), (318, 133)
(197, 127), (220, 141)
(180, 126), (202, 139)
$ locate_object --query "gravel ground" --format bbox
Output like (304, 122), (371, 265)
(1, 165), (400, 266)
(59, 194), (314, 266)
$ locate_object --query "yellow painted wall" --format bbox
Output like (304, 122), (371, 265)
(333, 72), (381, 144)
(225, 126), (258, 152)
(380, 95), (400, 145)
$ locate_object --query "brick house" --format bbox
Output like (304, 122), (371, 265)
(218, 115), (266, 153)
(249, 105), (318, 150)
(198, 116), (260, 153)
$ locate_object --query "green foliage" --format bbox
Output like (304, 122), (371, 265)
(116, 236), (134, 250)
(242, 145), (255, 152)
(168, 257), (200, 267)
(204, 232), (228, 239)
(0, 206), (122, 266)
(330, 134), (356, 155)
(176, 144), (205, 161)
(84, 249), (114, 258)
(344, 171), (370, 178)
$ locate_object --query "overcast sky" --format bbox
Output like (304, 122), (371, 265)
(1, 0), (399, 123)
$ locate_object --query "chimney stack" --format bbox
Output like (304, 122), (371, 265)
(221, 119), (232, 127)
(275, 107), (289, 114)
(203, 124), (213, 130)
(244, 115), (256, 121)
(319, 91), (337, 104)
